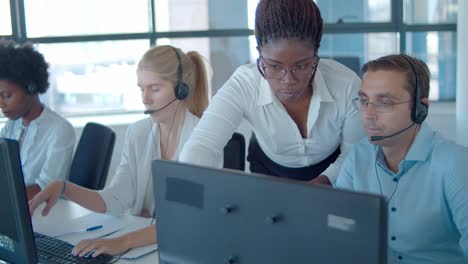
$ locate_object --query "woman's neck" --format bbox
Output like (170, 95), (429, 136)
(159, 104), (186, 160)
(21, 98), (44, 126)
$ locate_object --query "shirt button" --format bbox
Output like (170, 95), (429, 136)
(393, 178), (398, 182)
(391, 236), (396, 241)
(398, 256), (403, 260)
(391, 207), (397, 212)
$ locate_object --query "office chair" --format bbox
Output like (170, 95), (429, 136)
(68, 122), (116, 190)
(324, 56), (361, 76)
(223, 132), (246, 171)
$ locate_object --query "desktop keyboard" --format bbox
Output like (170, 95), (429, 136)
(34, 232), (114, 264)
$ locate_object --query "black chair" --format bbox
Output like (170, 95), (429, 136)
(223, 132), (246, 171)
(324, 56), (361, 76)
(68, 122), (116, 190)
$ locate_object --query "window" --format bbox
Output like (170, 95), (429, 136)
(1, 0), (459, 120)
(317, 0), (392, 23)
(157, 36), (252, 94)
(404, 0), (458, 24)
(37, 40), (149, 115)
(320, 33), (399, 75)
(155, 0), (248, 31)
(24, 0), (150, 37)
(0, 0), (12, 35)
(406, 31), (457, 100)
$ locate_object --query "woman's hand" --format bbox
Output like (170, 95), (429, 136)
(29, 180), (65, 216)
(72, 236), (130, 257)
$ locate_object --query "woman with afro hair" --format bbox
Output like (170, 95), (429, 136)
(0, 40), (75, 200)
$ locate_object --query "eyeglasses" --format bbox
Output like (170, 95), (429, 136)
(352, 97), (411, 113)
(257, 55), (320, 79)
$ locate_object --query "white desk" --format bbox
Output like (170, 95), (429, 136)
(31, 199), (159, 264)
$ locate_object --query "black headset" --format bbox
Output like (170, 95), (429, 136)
(400, 54), (428, 124)
(26, 82), (37, 95)
(171, 47), (189, 100)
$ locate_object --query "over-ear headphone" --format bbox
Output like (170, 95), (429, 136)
(26, 82), (37, 95)
(401, 54), (428, 124)
(171, 47), (189, 100)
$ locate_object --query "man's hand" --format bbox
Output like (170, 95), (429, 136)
(309, 175), (331, 186)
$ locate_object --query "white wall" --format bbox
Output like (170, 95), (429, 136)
(457, 1), (468, 146)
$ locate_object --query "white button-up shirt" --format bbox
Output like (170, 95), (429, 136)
(0, 105), (75, 189)
(180, 59), (364, 182)
(99, 108), (199, 216)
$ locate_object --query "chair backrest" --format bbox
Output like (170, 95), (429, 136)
(69, 122), (116, 190)
(223, 132), (246, 171)
(324, 56), (361, 76)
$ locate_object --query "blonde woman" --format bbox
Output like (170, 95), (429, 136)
(29, 45), (210, 257)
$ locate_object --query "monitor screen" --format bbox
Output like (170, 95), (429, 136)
(0, 138), (37, 264)
(153, 160), (387, 264)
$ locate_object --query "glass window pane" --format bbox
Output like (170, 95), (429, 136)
(36, 40), (149, 115)
(0, 0), (12, 35)
(406, 31), (457, 101)
(157, 36), (252, 94)
(404, 0), (458, 24)
(320, 33), (399, 75)
(316, 0), (392, 23)
(155, 0), (248, 31)
(25, 0), (150, 37)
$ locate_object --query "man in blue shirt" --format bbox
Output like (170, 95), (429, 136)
(335, 54), (468, 263)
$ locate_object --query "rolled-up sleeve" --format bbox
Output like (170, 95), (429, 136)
(322, 74), (364, 183)
(99, 126), (137, 215)
(179, 67), (252, 168)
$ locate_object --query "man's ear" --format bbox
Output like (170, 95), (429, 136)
(421, 97), (429, 108)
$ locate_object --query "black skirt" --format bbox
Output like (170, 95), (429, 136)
(247, 133), (340, 181)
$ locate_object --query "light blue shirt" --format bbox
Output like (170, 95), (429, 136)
(0, 105), (75, 189)
(335, 123), (468, 264)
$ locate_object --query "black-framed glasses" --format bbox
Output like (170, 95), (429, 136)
(257, 55), (320, 79)
(352, 97), (411, 113)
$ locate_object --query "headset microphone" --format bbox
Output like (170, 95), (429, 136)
(143, 98), (177, 115)
(370, 122), (416, 141)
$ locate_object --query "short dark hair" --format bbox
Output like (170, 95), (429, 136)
(0, 39), (49, 94)
(254, 0), (323, 52)
(361, 54), (431, 100)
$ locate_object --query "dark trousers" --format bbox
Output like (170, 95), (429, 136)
(247, 133), (340, 181)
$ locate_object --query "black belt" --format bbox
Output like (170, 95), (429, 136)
(247, 133), (340, 181)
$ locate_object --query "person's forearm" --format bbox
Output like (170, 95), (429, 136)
(123, 225), (157, 249)
(62, 181), (107, 213)
(26, 184), (41, 200)
(310, 175), (332, 186)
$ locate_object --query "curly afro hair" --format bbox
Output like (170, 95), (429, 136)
(0, 39), (49, 94)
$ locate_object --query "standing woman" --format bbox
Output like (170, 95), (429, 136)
(180, 0), (364, 185)
(29, 45), (210, 257)
(0, 40), (75, 200)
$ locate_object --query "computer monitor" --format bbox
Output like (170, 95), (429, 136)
(0, 138), (37, 263)
(152, 160), (387, 264)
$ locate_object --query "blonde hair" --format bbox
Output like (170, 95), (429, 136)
(138, 45), (210, 117)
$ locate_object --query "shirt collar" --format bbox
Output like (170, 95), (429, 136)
(374, 122), (434, 164)
(27, 104), (47, 129)
(256, 66), (334, 106)
(404, 122), (434, 162)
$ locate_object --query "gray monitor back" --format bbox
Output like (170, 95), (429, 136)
(153, 160), (387, 264)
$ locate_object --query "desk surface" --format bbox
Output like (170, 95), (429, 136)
(32, 199), (159, 264)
